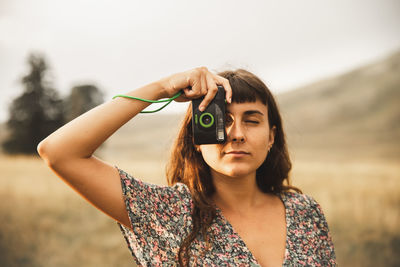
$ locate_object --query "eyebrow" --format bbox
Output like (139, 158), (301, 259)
(226, 110), (264, 116)
(243, 110), (264, 116)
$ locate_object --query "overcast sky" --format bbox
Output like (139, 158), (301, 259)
(1, 0), (400, 121)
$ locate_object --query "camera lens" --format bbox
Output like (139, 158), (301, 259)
(203, 115), (211, 124)
(199, 113), (214, 128)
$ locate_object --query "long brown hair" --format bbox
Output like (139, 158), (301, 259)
(166, 69), (301, 266)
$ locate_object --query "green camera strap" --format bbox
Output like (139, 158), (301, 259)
(112, 91), (182, 113)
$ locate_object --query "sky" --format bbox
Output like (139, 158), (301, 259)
(1, 0), (400, 121)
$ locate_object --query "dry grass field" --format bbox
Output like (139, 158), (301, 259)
(1, 154), (399, 266)
(291, 159), (400, 266)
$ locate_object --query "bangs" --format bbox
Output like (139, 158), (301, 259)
(219, 69), (268, 105)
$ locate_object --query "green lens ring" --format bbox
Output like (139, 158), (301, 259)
(199, 112), (214, 128)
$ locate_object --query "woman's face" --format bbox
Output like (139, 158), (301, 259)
(199, 100), (275, 179)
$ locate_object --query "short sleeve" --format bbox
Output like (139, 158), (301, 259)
(304, 195), (337, 266)
(116, 168), (193, 266)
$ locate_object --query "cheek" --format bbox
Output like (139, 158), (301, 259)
(252, 132), (270, 162)
(199, 145), (222, 166)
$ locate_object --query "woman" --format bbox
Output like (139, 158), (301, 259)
(38, 67), (336, 266)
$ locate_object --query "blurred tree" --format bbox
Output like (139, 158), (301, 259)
(2, 53), (64, 154)
(64, 84), (104, 122)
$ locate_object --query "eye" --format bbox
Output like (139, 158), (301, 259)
(225, 115), (233, 126)
(245, 120), (259, 124)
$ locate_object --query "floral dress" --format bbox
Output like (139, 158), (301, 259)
(117, 168), (336, 266)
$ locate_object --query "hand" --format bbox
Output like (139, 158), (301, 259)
(159, 67), (232, 111)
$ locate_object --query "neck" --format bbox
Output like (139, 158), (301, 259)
(211, 170), (265, 213)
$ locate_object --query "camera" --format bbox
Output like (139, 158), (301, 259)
(192, 86), (226, 145)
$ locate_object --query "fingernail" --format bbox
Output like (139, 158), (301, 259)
(199, 106), (205, 112)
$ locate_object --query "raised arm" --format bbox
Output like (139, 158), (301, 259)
(37, 67), (232, 228)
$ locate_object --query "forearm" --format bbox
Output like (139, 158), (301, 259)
(38, 81), (166, 164)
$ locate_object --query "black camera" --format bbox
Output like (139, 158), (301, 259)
(192, 86), (226, 145)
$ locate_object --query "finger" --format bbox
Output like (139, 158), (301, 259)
(215, 75), (232, 103)
(198, 75), (219, 111)
(183, 79), (201, 99)
(200, 72), (208, 96)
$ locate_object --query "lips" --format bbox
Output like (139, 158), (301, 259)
(224, 150), (250, 155)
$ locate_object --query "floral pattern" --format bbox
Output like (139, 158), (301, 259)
(117, 168), (336, 266)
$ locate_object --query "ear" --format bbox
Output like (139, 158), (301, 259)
(268, 126), (276, 147)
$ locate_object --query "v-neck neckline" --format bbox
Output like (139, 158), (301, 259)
(213, 192), (290, 266)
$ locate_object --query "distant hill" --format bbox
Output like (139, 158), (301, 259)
(277, 49), (400, 161)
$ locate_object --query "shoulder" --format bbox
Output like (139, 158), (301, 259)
(281, 191), (320, 208)
(117, 167), (194, 217)
(117, 167), (191, 197)
(280, 191), (326, 221)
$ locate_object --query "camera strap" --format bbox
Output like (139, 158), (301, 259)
(112, 92), (182, 113)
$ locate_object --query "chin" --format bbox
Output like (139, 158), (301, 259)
(222, 166), (254, 178)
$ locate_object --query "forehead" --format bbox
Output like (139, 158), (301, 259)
(226, 100), (268, 115)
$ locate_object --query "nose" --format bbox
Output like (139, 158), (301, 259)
(227, 121), (245, 143)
